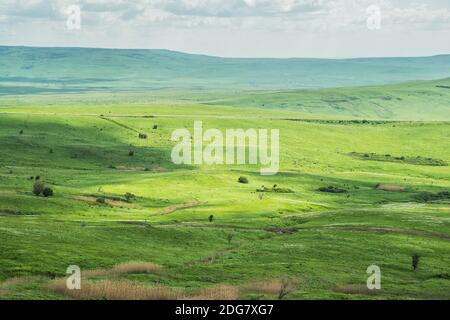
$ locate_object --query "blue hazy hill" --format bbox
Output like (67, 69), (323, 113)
(1, 46), (450, 94)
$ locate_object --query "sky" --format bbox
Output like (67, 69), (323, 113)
(0, 0), (449, 58)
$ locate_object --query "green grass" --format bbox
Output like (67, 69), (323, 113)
(0, 89), (449, 299)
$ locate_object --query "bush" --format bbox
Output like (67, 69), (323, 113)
(415, 191), (450, 203)
(238, 176), (249, 184)
(318, 186), (347, 193)
(128, 150), (135, 157)
(43, 187), (54, 197)
(138, 133), (148, 139)
(153, 125), (158, 130)
(208, 215), (214, 223)
(412, 254), (420, 271)
(32, 181), (45, 196)
(124, 192), (136, 202)
(96, 197), (106, 204)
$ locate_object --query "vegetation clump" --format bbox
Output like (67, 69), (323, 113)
(412, 254), (420, 272)
(318, 186), (347, 193)
(32, 181), (46, 196)
(138, 133), (148, 139)
(43, 187), (54, 197)
(124, 193), (136, 203)
(238, 176), (249, 184)
(257, 185), (294, 193)
(349, 152), (447, 167)
(32, 181), (53, 197)
(96, 197), (106, 204)
(414, 191), (450, 203)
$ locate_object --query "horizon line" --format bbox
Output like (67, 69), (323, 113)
(1, 44), (450, 61)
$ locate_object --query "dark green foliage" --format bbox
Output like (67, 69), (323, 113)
(350, 152), (447, 167)
(96, 197), (106, 204)
(153, 125), (158, 130)
(238, 176), (249, 184)
(138, 133), (147, 139)
(412, 254), (420, 271)
(414, 191), (450, 203)
(32, 181), (45, 196)
(226, 233), (233, 244)
(208, 215), (214, 223)
(124, 192), (136, 202)
(256, 185), (294, 193)
(128, 150), (134, 156)
(43, 187), (54, 197)
(19, 130), (23, 134)
(318, 186), (347, 193)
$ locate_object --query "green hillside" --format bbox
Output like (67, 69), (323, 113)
(0, 102), (449, 300)
(2, 46), (450, 93)
(209, 78), (450, 121)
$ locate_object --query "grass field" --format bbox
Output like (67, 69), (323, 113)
(0, 48), (449, 300)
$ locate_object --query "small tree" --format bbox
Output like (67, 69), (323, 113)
(208, 215), (214, 223)
(128, 150), (135, 156)
(227, 233), (234, 244)
(412, 254), (420, 272)
(32, 181), (45, 196)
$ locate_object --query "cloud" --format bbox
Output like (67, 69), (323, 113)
(0, 0), (449, 57)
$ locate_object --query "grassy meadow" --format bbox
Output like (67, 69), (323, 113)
(0, 47), (449, 300)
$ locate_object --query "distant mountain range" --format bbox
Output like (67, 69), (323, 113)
(1, 46), (450, 94)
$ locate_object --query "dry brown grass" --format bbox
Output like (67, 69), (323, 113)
(158, 200), (200, 215)
(48, 279), (184, 300)
(241, 280), (284, 295)
(189, 285), (239, 300)
(72, 196), (140, 208)
(49, 279), (240, 300)
(376, 184), (405, 192)
(111, 261), (162, 274)
(82, 261), (162, 278)
(334, 285), (383, 295)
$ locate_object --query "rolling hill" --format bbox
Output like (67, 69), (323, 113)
(2, 46), (450, 93)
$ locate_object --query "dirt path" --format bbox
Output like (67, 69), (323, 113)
(156, 200), (200, 215)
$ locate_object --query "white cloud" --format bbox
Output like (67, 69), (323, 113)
(0, 0), (449, 57)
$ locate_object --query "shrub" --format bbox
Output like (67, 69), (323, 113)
(96, 197), (106, 204)
(318, 186), (347, 193)
(208, 215), (214, 223)
(227, 233), (233, 244)
(278, 278), (295, 300)
(153, 125), (158, 130)
(43, 187), (54, 197)
(124, 192), (136, 202)
(412, 254), (420, 271)
(238, 176), (249, 184)
(138, 133), (147, 139)
(415, 191), (450, 203)
(128, 150), (135, 157)
(32, 181), (45, 196)
(19, 130), (23, 135)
